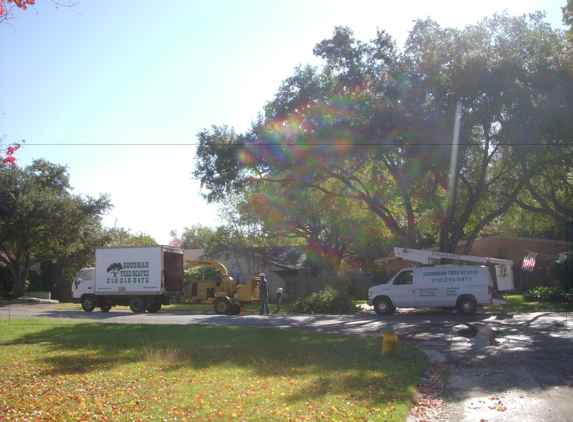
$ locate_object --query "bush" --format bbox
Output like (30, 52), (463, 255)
(322, 274), (365, 299)
(522, 286), (573, 303)
(290, 287), (359, 315)
(549, 255), (573, 292)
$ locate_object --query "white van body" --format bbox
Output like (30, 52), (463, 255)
(367, 265), (493, 315)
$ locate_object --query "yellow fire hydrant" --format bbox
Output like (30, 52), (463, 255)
(382, 324), (398, 355)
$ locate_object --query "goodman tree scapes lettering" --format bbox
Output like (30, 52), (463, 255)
(106, 261), (150, 284)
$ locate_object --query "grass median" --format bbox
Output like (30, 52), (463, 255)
(0, 318), (426, 421)
(482, 294), (572, 312)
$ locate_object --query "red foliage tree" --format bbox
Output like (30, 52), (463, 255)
(1, 0), (34, 19)
(1, 140), (24, 166)
(1, 0), (77, 23)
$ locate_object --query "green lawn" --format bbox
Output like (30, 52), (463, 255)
(483, 294), (572, 312)
(0, 318), (426, 421)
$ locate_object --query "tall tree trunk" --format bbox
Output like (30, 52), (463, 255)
(9, 262), (29, 297)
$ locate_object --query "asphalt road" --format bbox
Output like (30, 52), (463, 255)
(1, 302), (572, 421)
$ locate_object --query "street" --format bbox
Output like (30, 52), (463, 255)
(1, 302), (572, 421)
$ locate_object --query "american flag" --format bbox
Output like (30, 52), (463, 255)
(522, 251), (537, 272)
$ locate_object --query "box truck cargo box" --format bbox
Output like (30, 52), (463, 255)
(72, 246), (184, 313)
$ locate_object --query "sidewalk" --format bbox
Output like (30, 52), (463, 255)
(414, 312), (573, 422)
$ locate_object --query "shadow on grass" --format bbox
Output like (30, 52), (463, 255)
(276, 343), (422, 406)
(1, 322), (423, 379)
(0, 322), (431, 419)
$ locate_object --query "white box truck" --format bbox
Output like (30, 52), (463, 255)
(72, 246), (184, 313)
(367, 247), (513, 315)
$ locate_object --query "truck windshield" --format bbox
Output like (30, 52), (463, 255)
(393, 271), (413, 285)
(75, 270), (92, 285)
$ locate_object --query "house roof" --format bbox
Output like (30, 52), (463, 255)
(183, 249), (205, 262)
(184, 247), (307, 272)
(267, 246), (309, 269)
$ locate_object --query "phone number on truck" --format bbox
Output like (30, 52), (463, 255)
(430, 277), (473, 283)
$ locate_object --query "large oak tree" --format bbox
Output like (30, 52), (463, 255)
(194, 12), (572, 257)
(0, 159), (111, 296)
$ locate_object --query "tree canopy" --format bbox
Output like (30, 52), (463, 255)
(564, 0), (573, 44)
(193, 12), (572, 266)
(169, 224), (216, 250)
(0, 159), (111, 296)
(105, 227), (157, 247)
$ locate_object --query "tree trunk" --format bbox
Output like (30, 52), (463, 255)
(9, 263), (29, 297)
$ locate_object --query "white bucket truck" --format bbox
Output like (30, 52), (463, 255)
(368, 247), (514, 315)
(72, 246), (184, 313)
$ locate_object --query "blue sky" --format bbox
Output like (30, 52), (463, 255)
(1, 0), (567, 245)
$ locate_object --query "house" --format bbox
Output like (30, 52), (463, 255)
(184, 247), (310, 301)
(375, 236), (572, 292)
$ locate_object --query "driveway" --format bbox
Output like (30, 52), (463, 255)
(1, 302), (572, 421)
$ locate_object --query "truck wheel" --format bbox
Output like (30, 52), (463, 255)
(129, 298), (146, 313)
(214, 298), (231, 315)
(373, 297), (395, 315)
(147, 302), (162, 313)
(81, 296), (96, 312)
(457, 297), (477, 315)
(99, 305), (112, 312)
(230, 304), (241, 315)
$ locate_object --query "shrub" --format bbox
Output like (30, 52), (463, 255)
(549, 255), (573, 292)
(290, 286), (359, 315)
(522, 286), (573, 303)
(323, 274), (365, 299)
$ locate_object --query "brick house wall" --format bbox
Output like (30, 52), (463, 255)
(464, 237), (569, 264)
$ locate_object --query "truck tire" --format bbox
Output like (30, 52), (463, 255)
(129, 298), (146, 313)
(99, 305), (112, 312)
(373, 297), (395, 315)
(230, 304), (241, 315)
(147, 302), (162, 313)
(457, 296), (477, 315)
(214, 298), (231, 315)
(81, 296), (96, 312)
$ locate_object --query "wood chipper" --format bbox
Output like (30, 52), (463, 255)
(184, 259), (260, 315)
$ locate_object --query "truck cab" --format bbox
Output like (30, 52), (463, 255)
(72, 268), (99, 311)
